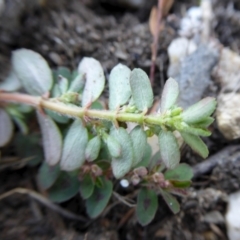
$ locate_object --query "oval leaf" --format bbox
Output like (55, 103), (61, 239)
(0, 108), (13, 147)
(78, 57), (105, 107)
(37, 161), (60, 190)
(130, 68), (153, 111)
(85, 135), (101, 162)
(160, 189), (180, 214)
(181, 97), (217, 124)
(45, 109), (69, 124)
(160, 77), (179, 113)
(136, 187), (158, 226)
(60, 119), (88, 171)
(164, 163), (193, 181)
(37, 111), (62, 166)
(48, 172), (80, 203)
(130, 126), (148, 167)
(86, 177), (113, 218)
(106, 135), (122, 158)
(135, 143), (152, 168)
(58, 75), (69, 94)
(12, 49), (53, 95)
(79, 174), (94, 199)
(108, 63), (131, 110)
(180, 132), (209, 158)
(110, 127), (134, 179)
(158, 130), (180, 169)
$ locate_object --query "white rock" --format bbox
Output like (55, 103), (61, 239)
(226, 191), (240, 240)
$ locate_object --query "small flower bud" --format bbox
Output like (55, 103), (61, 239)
(91, 164), (103, 177)
(131, 174), (141, 186)
(152, 172), (164, 183)
(133, 167), (148, 177)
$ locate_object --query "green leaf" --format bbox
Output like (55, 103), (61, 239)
(160, 77), (179, 113)
(181, 97), (217, 124)
(37, 161), (60, 190)
(68, 72), (85, 93)
(91, 101), (104, 110)
(86, 178), (113, 218)
(160, 189), (180, 214)
(164, 163), (193, 181)
(136, 188), (158, 226)
(135, 143), (152, 168)
(78, 57), (105, 107)
(110, 127), (134, 179)
(130, 68), (153, 111)
(130, 126), (148, 167)
(14, 133), (43, 166)
(158, 130), (180, 169)
(48, 172), (80, 203)
(60, 119), (88, 171)
(171, 180), (191, 188)
(12, 49), (52, 96)
(5, 106), (28, 135)
(180, 132), (209, 158)
(180, 124), (211, 137)
(37, 111), (62, 166)
(0, 70), (21, 91)
(192, 117), (214, 128)
(12, 114), (28, 135)
(106, 135), (122, 158)
(79, 174), (94, 199)
(85, 135), (101, 161)
(56, 67), (71, 80)
(108, 63), (131, 110)
(0, 108), (13, 147)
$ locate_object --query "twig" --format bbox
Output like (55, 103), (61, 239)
(0, 188), (87, 222)
(113, 191), (136, 208)
(193, 145), (240, 178)
(150, 0), (164, 85)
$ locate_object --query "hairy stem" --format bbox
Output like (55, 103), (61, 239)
(0, 92), (168, 127)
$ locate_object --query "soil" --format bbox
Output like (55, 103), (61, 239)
(0, 0), (240, 239)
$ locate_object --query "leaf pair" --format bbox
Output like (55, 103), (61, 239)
(109, 126), (148, 179)
(109, 65), (153, 111)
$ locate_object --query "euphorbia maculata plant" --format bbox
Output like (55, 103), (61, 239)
(0, 49), (216, 225)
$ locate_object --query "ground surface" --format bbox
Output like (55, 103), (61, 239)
(0, 0), (240, 239)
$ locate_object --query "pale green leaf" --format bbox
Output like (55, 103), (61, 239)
(181, 97), (217, 124)
(78, 57), (105, 106)
(135, 143), (152, 168)
(86, 178), (113, 218)
(60, 119), (88, 171)
(68, 72), (85, 93)
(85, 135), (101, 161)
(12, 49), (52, 95)
(130, 68), (153, 111)
(37, 111), (62, 166)
(106, 135), (122, 158)
(45, 109), (69, 124)
(160, 77), (179, 113)
(136, 188), (158, 226)
(0, 108), (13, 147)
(110, 127), (134, 179)
(108, 63), (131, 110)
(58, 75), (69, 94)
(158, 130), (180, 169)
(130, 126), (147, 167)
(181, 132), (209, 158)
(0, 70), (21, 91)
